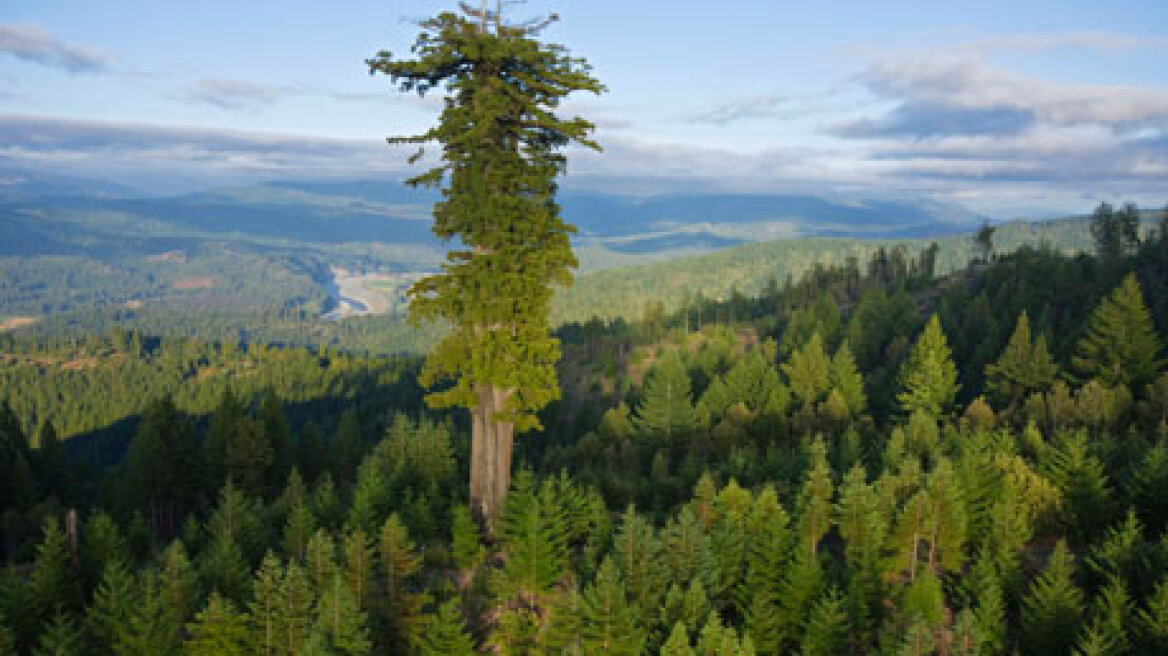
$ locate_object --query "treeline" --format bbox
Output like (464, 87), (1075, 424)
(0, 204), (1165, 654)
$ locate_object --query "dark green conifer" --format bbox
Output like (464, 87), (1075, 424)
(578, 558), (645, 656)
(985, 311), (1058, 408)
(32, 612), (85, 656)
(1072, 273), (1163, 388)
(1022, 541), (1084, 656)
(633, 353), (699, 439)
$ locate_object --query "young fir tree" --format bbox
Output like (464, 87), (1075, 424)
(85, 561), (137, 652)
(368, 2), (604, 523)
(498, 471), (568, 601)
(184, 593), (256, 656)
(661, 621), (696, 656)
(633, 352), (699, 439)
(800, 588), (850, 656)
(1071, 273), (1163, 388)
(829, 340), (867, 418)
(782, 332), (832, 409)
(578, 558), (645, 656)
(897, 315), (960, 418)
(985, 311), (1059, 408)
(32, 612), (85, 656)
(1022, 541), (1084, 656)
(378, 514), (424, 651)
(416, 599), (475, 656)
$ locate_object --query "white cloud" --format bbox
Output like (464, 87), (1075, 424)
(0, 23), (112, 74)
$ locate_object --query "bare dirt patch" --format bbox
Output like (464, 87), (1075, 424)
(0, 316), (38, 332)
(173, 277), (216, 290)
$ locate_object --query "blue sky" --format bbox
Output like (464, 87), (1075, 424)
(1, 0), (1166, 216)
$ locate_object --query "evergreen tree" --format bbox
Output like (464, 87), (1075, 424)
(1072, 273), (1163, 388)
(314, 574), (370, 656)
(800, 589), (849, 656)
(1022, 541), (1084, 656)
(416, 599), (475, 656)
(1137, 575), (1168, 655)
(783, 333), (832, 408)
(378, 514), (424, 651)
(32, 612), (85, 656)
(250, 554), (282, 656)
(86, 561), (137, 652)
(661, 621), (696, 656)
(126, 397), (201, 537)
(368, 1), (605, 523)
(184, 593), (255, 656)
(985, 311), (1058, 408)
(498, 471), (568, 600)
(114, 571), (180, 656)
(451, 504), (484, 569)
(633, 353), (699, 439)
(578, 558), (645, 656)
(897, 315), (959, 417)
(829, 340), (867, 417)
(30, 516), (76, 621)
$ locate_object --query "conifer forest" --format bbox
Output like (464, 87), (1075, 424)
(3, 3), (1168, 656)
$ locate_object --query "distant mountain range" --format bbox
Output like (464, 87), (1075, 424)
(1, 167), (988, 263)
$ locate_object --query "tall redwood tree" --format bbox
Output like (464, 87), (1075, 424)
(368, 4), (603, 525)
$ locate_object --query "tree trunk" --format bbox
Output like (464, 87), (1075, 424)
(471, 383), (516, 532)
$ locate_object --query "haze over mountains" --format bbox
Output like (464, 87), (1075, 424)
(1, 166), (986, 263)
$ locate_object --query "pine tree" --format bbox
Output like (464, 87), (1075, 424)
(578, 558), (645, 656)
(184, 593), (255, 656)
(250, 553), (283, 656)
(224, 417), (272, 500)
(498, 471), (568, 600)
(985, 311), (1058, 408)
(661, 621), (696, 656)
(783, 333), (832, 408)
(314, 574), (370, 656)
(633, 352), (699, 439)
(32, 612), (85, 656)
(416, 599), (475, 656)
(1072, 273), (1163, 388)
(277, 562), (313, 656)
(114, 571), (180, 656)
(451, 504), (484, 569)
(160, 540), (199, 633)
(368, 2), (604, 523)
(1136, 575), (1168, 655)
(86, 560), (137, 652)
(30, 516), (75, 621)
(378, 514), (424, 650)
(897, 315), (959, 417)
(1022, 541), (1084, 656)
(830, 340), (867, 417)
(800, 589), (849, 656)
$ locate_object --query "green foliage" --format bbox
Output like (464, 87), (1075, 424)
(783, 333), (832, 408)
(33, 612), (85, 656)
(898, 315), (960, 417)
(368, 8), (604, 432)
(417, 599), (474, 656)
(634, 352), (699, 438)
(985, 311), (1058, 408)
(1071, 273), (1163, 388)
(800, 589), (850, 656)
(184, 593), (255, 656)
(1021, 541), (1084, 656)
(578, 558), (645, 656)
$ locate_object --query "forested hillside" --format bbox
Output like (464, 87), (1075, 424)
(2, 205), (1167, 655)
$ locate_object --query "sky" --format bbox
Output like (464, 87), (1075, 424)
(1, 0), (1167, 217)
